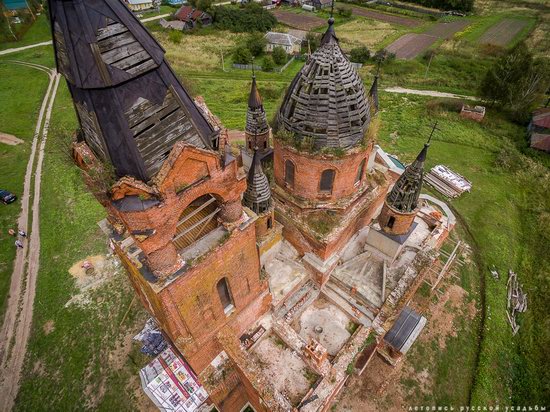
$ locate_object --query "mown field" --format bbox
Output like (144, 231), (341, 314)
(0, 62), (50, 316)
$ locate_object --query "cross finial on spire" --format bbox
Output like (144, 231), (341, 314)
(251, 57), (255, 78)
(330, 0), (335, 19)
(375, 59), (381, 77)
(427, 121), (440, 145)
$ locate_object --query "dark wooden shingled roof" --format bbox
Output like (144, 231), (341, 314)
(246, 76), (269, 137)
(278, 17), (372, 151)
(243, 149), (272, 215)
(386, 141), (429, 213)
(49, 0), (217, 182)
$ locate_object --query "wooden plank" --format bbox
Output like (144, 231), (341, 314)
(101, 41), (144, 64)
(96, 22), (129, 41)
(176, 197), (216, 226)
(173, 208), (220, 242)
(125, 58), (157, 76)
(98, 31), (135, 53)
(112, 51), (151, 70)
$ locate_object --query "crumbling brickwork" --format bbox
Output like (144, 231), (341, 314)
(378, 200), (417, 235)
(273, 139), (373, 204)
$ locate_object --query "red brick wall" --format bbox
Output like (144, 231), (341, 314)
(377, 201), (416, 235)
(273, 140), (372, 204)
(110, 145), (247, 274)
(255, 209), (274, 239)
(158, 222), (270, 372)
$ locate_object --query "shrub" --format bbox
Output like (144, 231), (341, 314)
(336, 6), (353, 18)
(233, 45), (253, 64)
(374, 49), (396, 65)
(399, 0), (473, 12)
(305, 32), (321, 54)
(349, 46), (371, 63)
(211, 3), (277, 33)
(262, 55), (275, 72)
(246, 32), (267, 57)
(272, 46), (287, 65)
(168, 30), (183, 44)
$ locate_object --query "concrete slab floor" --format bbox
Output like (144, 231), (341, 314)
(252, 334), (318, 406)
(266, 241), (308, 306)
(292, 297), (354, 356)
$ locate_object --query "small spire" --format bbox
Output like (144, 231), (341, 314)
(243, 148), (272, 214)
(248, 72), (262, 109)
(320, 0), (338, 46)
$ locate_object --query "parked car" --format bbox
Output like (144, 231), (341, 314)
(0, 189), (17, 204)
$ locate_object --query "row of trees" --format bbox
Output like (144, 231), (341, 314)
(210, 3), (277, 33)
(480, 43), (549, 123)
(400, 0), (474, 12)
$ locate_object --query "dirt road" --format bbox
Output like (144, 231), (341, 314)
(0, 61), (61, 412)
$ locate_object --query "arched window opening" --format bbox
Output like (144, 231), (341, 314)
(263, 140), (267, 149)
(387, 216), (396, 229)
(217, 277), (234, 314)
(285, 160), (295, 187)
(173, 194), (220, 251)
(320, 169), (335, 193)
(267, 217), (273, 229)
(356, 159), (366, 183)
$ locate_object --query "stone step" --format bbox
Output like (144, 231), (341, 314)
(322, 283), (373, 327)
(329, 273), (381, 313)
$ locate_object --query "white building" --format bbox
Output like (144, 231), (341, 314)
(264, 31), (302, 55)
(126, 0), (154, 12)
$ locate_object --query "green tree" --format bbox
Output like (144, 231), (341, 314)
(272, 46), (287, 65)
(233, 44), (253, 64)
(211, 3), (277, 33)
(336, 6), (352, 18)
(374, 49), (395, 65)
(305, 32), (320, 54)
(262, 55), (275, 72)
(188, 0), (213, 11)
(246, 32), (267, 57)
(480, 43), (549, 122)
(349, 46), (370, 63)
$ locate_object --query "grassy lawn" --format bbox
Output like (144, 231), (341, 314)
(0, 62), (50, 317)
(15, 79), (151, 411)
(377, 92), (550, 406)
(0, 13), (51, 51)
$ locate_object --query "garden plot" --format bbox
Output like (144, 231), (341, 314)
(351, 6), (422, 28)
(478, 18), (528, 46)
(386, 19), (469, 59)
(424, 19), (470, 39)
(385, 33), (437, 59)
(336, 19), (402, 51)
(271, 10), (325, 30)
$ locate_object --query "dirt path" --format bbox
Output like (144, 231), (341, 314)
(0, 61), (61, 412)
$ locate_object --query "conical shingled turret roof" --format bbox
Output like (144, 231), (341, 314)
(278, 18), (371, 151)
(48, 0), (217, 182)
(246, 75), (269, 137)
(243, 149), (272, 214)
(386, 142), (429, 213)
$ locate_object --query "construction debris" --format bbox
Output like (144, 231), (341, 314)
(506, 270), (527, 335)
(424, 165), (472, 198)
(490, 265), (500, 280)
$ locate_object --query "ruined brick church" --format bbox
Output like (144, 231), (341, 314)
(49, 1), (454, 410)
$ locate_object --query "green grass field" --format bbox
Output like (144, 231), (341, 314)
(0, 13), (51, 51)
(0, 2), (548, 408)
(0, 61), (51, 316)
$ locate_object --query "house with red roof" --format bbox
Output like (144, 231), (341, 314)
(173, 5), (212, 29)
(529, 108), (550, 153)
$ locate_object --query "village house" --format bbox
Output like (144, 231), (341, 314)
(125, 0), (154, 12)
(264, 31), (302, 54)
(308, 0), (332, 10)
(48, 0), (458, 409)
(528, 108), (550, 153)
(174, 5), (212, 29)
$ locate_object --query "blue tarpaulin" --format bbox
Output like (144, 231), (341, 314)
(3, 0), (29, 11)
